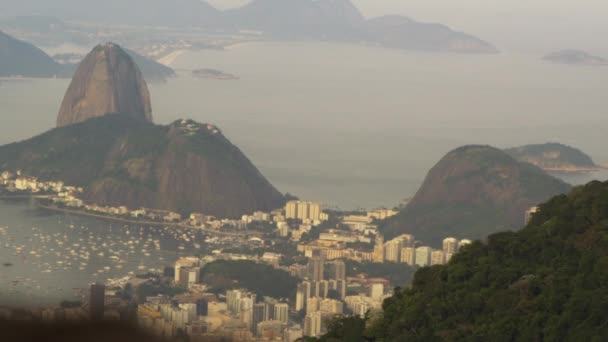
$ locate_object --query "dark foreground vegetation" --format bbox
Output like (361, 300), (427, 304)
(0, 320), (161, 342)
(317, 180), (608, 341)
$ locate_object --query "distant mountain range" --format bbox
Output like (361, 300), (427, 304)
(361, 15), (497, 53)
(0, 0), (222, 28)
(505, 143), (600, 172)
(543, 49), (608, 66)
(0, 0), (497, 53)
(0, 29), (70, 77)
(382, 145), (571, 245)
(0, 30), (174, 81)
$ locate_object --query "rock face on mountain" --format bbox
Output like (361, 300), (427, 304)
(0, 115), (285, 218)
(505, 143), (598, 172)
(125, 49), (175, 82)
(0, 30), (68, 77)
(543, 49), (608, 66)
(56, 43), (153, 127)
(382, 145), (571, 245)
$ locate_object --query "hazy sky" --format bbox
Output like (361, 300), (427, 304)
(207, 0), (608, 54)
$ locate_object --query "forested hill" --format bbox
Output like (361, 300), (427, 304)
(317, 180), (608, 341)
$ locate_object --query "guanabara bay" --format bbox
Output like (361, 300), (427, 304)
(0, 1), (606, 341)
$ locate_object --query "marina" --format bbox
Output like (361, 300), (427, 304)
(0, 199), (244, 307)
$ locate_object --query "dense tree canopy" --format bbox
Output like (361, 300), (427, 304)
(201, 260), (298, 299)
(320, 180), (608, 341)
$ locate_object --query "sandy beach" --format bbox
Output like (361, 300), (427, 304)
(158, 49), (188, 67)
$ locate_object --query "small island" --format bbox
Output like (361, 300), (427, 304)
(192, 68), (239, 80)
(505, 143), (601, 173)
(542, 49), (608, 66)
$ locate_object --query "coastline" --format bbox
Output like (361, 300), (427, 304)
(158, 49), (188, 67)
(35, 203), (260, 238)
(0, 195), (53, 199)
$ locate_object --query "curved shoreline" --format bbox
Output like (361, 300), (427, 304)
(35, 203), (260, 238)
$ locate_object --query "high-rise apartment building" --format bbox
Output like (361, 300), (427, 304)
(286, 201), (298, 219)
(400, 247), (415, 265)
(304, 311), (322, 337)
(384, 239), (401, 262)
(415, 246), (432, 267)
(285, 201), (324, 221)
(373, 235), (384, 263)
(89, 283), (105, 320)
(442, 237), (459, 255)
(306, 297), (320, 315)
(370, 283), (384, 300)
(308, 256), (324, 282)
(296, 285), (306, 311)
(252, 303), (267, 333)
(319, 299), (343, 315)
(274, 303), (289, 324)
(284, 325), (304, 342)
(396, 234), (415, 248)
(174, 257), (200, 284)
(227, 289), (243, 315)
(332, 260), (346, 281)
(431, 250), (445, 266)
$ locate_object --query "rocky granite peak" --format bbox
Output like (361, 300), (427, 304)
(56, 42), (153, 127)
(382, 145), (571, 245)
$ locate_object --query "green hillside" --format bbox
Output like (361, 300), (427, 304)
(320, 180), (608, 341)
(0, 114), (285, 218)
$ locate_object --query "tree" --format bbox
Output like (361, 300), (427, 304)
(322, 181), (608, 341)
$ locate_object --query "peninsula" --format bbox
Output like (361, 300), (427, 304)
(192, 68), (239, 80)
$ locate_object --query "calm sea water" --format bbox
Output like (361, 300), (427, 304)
(1, 42), (607, 209)
(0, 199), (208, 307)
(0, 42), (607, 305)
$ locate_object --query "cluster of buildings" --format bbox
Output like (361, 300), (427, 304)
(131, 250), (394, 340)
(1, 170), (330, 238)
(296, 210), (398, 262)
(1, 170), (483, 340)
(294, 205), (469, 268)
(290, 255), (389, 337)
(136, 259), (301, 341)
(0, 170), (80, 197)
(374, 235), (472, 267)
(298, 261), (347, 337)
(131, 255), (305, 341)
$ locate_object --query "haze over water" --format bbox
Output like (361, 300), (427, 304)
(1, 42), (608, 209)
